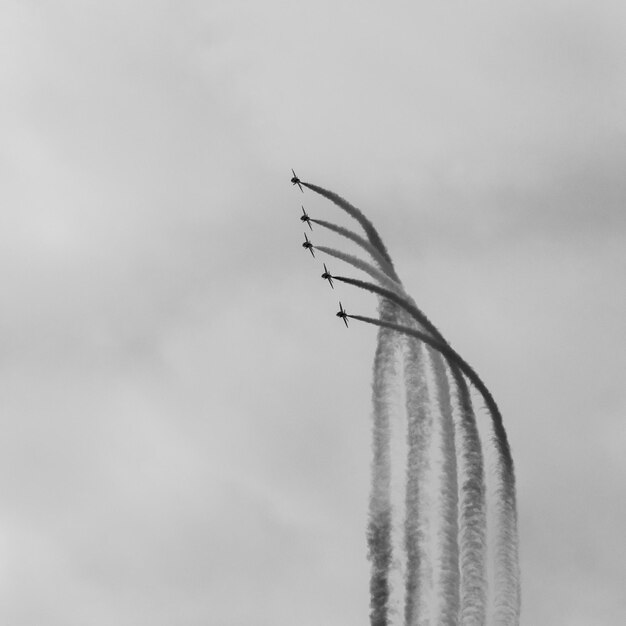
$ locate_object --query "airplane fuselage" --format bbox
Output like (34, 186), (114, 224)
(291, 170), (304, 192)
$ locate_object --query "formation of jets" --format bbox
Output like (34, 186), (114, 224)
(292, 169), (347, 328)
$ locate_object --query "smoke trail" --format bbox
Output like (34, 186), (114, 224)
(302, 181), (400, 282)
(311, 218), (397, 279)
(333, 274), (508, 472)
(333, 273), (511, 622)
(450, 369), (487, 626)
(315, 245), (405, 296)
(294, 179), (520, 623)
(368, 298), (398, 626)
(399, 306), (485, 623)
(348, 312), (519, 625)
(402, 331), (432, 625)
(333, 275), (445, 344)
(428, 346), (460, 625)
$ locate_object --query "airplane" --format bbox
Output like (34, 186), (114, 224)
(336, 301), (349, 328)
(321, 263), (334, 289)
(302, 232), (315, 258)
(291, 169), (303, 192)
(300, 205), (312, 230)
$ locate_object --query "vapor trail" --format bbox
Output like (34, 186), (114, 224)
(347, 312), (519, 625)
(368, 299), (398, 626)
(310, 218), (397, 279)
(302, 181), (400, 282)
(314, 245), (405, 296)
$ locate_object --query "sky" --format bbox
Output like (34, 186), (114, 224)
(1, 1), (625, 624)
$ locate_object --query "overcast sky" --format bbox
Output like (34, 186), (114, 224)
(2, 1), (625, 624)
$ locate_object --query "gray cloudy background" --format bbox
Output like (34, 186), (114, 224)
(2, 1), (625, 624)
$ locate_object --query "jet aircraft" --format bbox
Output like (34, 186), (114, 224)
(300, 206), (312, 230)
(291, 169), (303, 192)
(321, 264), (334, 289)
(336, 301), (349, 328)
(302, 232), (315, 258)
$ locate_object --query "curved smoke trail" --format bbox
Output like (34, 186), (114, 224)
(403, 316), (486, 624)
(297, 178), (518, 624)
(314, 245), (405, 296)
(310, 218), (397, 279)
(336, 270), (518, 608)
(302, 174), (404, 623)
(333, 275), (445, 345)
(399, 306), (460, 626)
(302, 182), (399, 281)
(450, 369), (487, 625)
(347, 312), (519, 625)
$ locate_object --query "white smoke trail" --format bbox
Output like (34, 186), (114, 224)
(314, 245), (405, 296)
(402, 333), (433, 626)
(427, 347), (460, 625)
(490, 449), (521, 626)
(368, 299), (398, 626)
(298, 181), (518, 624)
(311, 218), (398, 279)
(302, 181), (400, 281)
(346, 311), (519, 625)
(450, 370), (487, 625)
(402, 314), (484, 625)
(333, 276), (444, 345)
